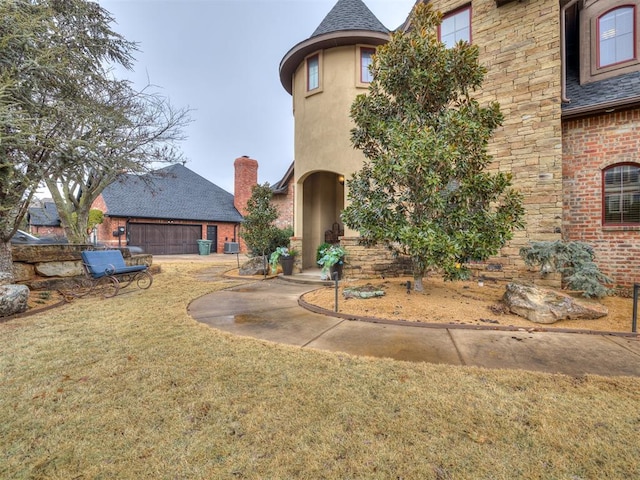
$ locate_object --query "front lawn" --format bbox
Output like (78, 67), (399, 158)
(1, 259), (639, 479)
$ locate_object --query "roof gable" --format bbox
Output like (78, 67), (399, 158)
(101, 164), (243, 223)
(311, 0), (389, 37)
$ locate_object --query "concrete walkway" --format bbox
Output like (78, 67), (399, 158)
(187, 274), (640, 378)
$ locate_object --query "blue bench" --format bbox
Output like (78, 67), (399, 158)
(75, 249), (152, 298)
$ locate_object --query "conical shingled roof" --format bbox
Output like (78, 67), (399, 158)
(279, 0), (391, 94)
(311, 0), (389, 37)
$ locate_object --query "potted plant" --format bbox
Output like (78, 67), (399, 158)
(317, 244), (346, 280)
(269, 246), (298, 275)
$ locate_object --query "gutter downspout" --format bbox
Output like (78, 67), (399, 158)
(561, 0), (581, 103)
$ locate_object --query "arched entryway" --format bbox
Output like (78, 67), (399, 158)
(300, 171), (345, 269)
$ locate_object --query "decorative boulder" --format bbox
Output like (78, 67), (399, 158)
(343, 284), (385, 299)
(0, 284), (29, 318)
(35, 261), (84, 278)
(502, 283), (608, 324)
(239, 256), (268, 276)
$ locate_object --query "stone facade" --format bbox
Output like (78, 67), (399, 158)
(343, 0), (563, 283)
(452, 0), (563, 278)
(562, 108), (640, 285)
(12, 244), (152, 291)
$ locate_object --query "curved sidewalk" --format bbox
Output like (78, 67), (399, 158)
(188, 278), (640, 377)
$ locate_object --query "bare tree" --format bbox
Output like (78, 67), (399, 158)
(44, 82), (191, 243)
(0, 0), (189, 279)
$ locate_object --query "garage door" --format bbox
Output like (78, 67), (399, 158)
(128, 223), (201, 255)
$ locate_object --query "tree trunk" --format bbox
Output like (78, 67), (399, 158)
(0, 240), (15, 283)
(413, 274), (424, 292)
(412, 260), (425, 292)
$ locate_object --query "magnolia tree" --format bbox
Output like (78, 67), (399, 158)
(342, 3), (525, 292)
(241, 183), (279, 275)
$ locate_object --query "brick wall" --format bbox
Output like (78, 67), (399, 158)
(234, 156), (258, 217)
(272, 181), (294, 229)
(30, 226), (65, 237)
(562, 108), (640, 286)
(96, 215), (239, 254)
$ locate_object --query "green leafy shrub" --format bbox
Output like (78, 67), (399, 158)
(519, 241), (613, 298)
(316, 242), (332, 262)
(267, 226), (293, 258)
(317, 244), (346, 276)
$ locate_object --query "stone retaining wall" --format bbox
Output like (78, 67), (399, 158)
(339, 237), (560, 288)
(12, 244), (153, 291)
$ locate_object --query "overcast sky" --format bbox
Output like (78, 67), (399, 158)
(98, 0), (416, 194)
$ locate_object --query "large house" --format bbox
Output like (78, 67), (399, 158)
(277, 0), (640, 286)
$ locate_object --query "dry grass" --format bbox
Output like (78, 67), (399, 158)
(303, 276), (635, 333)
(1, 258), (640, 479)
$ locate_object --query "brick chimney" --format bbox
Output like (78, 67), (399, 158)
(234, 156), (258, 216)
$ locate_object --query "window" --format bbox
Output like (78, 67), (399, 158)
(307, 54), (319, 91)
(598, 6), (636, 67)
(580, 0), (640, 84)
(361, 48), (375, 83)
(440, 6), (471, 48)
(603, 164), (640, 224)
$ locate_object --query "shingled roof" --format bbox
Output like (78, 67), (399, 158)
(101, 164), (243, 223)
(563, 71), (640, 118)
(279, 0), (391, 94)
(311, 0), (389, 37)
(28, 201), (61, 227)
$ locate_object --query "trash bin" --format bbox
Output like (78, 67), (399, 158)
(197, 239), (212, 255)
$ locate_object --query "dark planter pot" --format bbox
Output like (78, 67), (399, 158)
(329, 261), (344, 280)
(280, 255), (295, 276)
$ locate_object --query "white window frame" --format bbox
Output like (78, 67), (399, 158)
(439, 5), (472, 48)
(598, 6), (636, 68)
(307, 54), (319, 92)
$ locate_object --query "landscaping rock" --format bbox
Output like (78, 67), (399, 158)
(35, 261), (84, 278)
(502, 283), (608, 324)
(239, 256), (268, 276)
(343, 284), (385, 299)
(0, 272), (13, 286)
(0, 284), (29, 317)
(12, 263), (35, 282)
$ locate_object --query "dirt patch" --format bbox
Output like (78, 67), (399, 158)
(301, 276), (635, 333)
(27, 290), (66, 311)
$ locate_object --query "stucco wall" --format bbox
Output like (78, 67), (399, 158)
(292, 45), (372, 240)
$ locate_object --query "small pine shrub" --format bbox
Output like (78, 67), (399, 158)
(519, 240), (613, 298)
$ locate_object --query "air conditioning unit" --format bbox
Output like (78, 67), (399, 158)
(223, 242), (239, 254)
